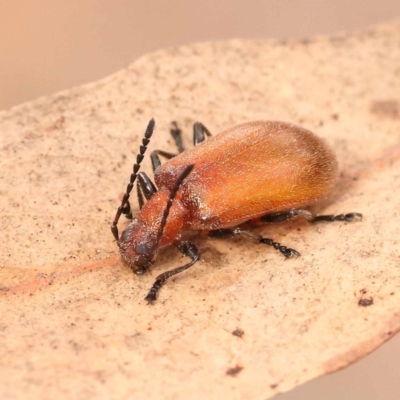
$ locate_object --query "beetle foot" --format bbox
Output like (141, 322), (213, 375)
(145, 279), (163, 303)
(341, 212), (363, 222)
(145, 291), (157, 303)
(279, 246), (301, 259)
(312, 212), (362, 223)
(259, 238), (300, 259)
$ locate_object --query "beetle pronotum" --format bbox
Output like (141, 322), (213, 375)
(111, 119), (361, 302)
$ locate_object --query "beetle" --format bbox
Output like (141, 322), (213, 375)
(111, 119), (362, 302)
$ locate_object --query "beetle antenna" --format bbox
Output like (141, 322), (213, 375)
(111, 118), (155, 241)
(151, 164), (195, 254)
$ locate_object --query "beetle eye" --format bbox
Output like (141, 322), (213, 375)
(135, 243), (150, 255)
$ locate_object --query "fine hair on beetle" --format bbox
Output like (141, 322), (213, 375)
(111, 119), (362, 303)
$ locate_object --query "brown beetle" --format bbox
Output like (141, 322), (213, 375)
(111, 119), (361, 302)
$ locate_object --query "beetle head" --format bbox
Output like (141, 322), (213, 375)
(116, 164), (194, 275)
(118, 219), (156, 274)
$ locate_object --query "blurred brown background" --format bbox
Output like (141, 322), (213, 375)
(1, 1), (399, 399)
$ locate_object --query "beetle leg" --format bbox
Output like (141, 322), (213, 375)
(170, 121), (185, 153)
(145, 241), (200, 303)
(208, 229), (234, 238)
(150, 121), (213, 171)
(150, 121), (187, 172)
(234, 228), (300, 258)
(193, 122), (212, 146)
(310, 212), (363, 222)
(209, 228), (300, 259)
(261, 209), (362, 223)
(136, 185), (145, 211)
(136, 172), (157, 210)
(150, 149), (178, 172)
(137, 172), (157, 199)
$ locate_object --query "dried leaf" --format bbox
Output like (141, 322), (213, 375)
(1, 21), (400, 399)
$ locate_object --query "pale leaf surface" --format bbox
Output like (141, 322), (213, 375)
(1, 21), (400, 400)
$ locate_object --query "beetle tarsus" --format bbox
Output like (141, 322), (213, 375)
(211, 228), (300, 259)
(312, 212), (362, 223)
(145, 284), (161, 303)
(259, 238), (301, 259)
(262, 209), (363, 224)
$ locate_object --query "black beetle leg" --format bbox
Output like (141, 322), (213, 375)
(150, 150), (178, 172)
(209, 228), (300, 259)
(145, 241), (200, 303)
(170, 121), (185, 153)
(193, 122), (212, 146)
(136, 172), (157, 210)
(261, 209), (363, 223)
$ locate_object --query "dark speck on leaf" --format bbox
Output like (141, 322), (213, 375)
(226, 365), (243, 377)
(359, 297), (373, 307)
(232, 328), (244, 338)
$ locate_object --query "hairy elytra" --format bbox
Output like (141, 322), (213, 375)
(111, 120), (361, 302)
